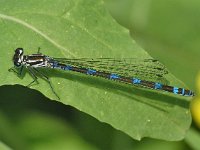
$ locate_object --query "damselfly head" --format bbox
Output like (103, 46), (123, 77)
(13, 48), (24, 67)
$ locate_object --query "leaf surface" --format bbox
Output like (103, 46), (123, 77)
(0, 0), (192, 140)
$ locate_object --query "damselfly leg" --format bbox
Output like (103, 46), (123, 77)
(26, 67), (60, 99)
(30, 67), (60, 99)
(9, 66), (60, 99)
(8, 65), (24, 77)
(37, 47), (41, 54)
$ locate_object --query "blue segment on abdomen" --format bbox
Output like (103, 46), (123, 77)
(110, 73), (120, 79)
(87, 69), (96, 75)
(154, 83), (162, 89)
(173, 87), (179, 94)
(181, 88), (185, 95)
(132, 78), (141, 84)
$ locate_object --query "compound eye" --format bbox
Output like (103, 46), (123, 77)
(13, 48), (23, 67)
(15, 48), (24, 55)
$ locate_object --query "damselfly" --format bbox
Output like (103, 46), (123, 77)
(9, 48), (195, 99)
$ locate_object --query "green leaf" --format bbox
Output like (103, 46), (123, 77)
(0, 141), (12, 150)
(0, 0), (192, 140)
